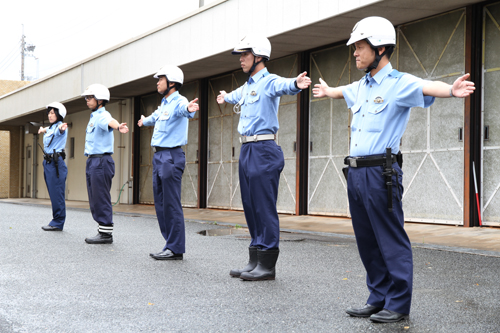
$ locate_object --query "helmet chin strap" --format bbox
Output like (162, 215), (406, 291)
(365, 47), (389, 74)
(162, 78), (176, 97)
(92, 101), (104, 112)
(247, 55), (264, 82)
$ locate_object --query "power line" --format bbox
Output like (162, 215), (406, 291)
(0, 51), (19, 71)
(0, 41), (21, 67)
(0, 54), (20, 75)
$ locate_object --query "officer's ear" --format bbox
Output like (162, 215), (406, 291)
(377, 46), (386, 56)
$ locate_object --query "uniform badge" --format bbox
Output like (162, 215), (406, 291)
(250, 91), (257, 96)
(90, 123), (94, 127)
(374, 96), (384, 104)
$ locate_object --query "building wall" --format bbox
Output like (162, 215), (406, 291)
(28, 100), (133, 204)
(0, 131), (9, 198)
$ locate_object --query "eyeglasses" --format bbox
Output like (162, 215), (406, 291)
(84, 95), (95, 101)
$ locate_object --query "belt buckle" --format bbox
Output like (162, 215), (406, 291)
(152, 147), (157, 153)
(349, 158), (357, 168)
(252, 135), (258, 142)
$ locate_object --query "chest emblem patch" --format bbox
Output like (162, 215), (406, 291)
(250, 91), (257, 96)
(374, 96), (384, 104)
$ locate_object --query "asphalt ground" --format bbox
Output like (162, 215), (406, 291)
(1, 202), (499, 332)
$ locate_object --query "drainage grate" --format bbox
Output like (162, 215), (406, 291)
(198, 229), (305, 242)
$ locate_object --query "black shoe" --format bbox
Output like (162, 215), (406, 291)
(346, 304), (383, 317)
(149, 251), (163, 257)
(42, 225), (62, 231)
(240, 249), (279, 281)
(85, 232), (113, 244)
(230, 247), (258, 277)
(369, 309), (408, 323)
(151, 249), (183, 260)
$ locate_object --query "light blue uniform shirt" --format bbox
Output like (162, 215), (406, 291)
(342, 63), (435, 157)
(224, 67), (301, 136)
(84, 107), (114, 156)
(43, 121), (68, 154)
(142, 91), (195, 147)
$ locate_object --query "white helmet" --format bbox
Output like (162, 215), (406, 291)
(232, 35), (271, 60)
(46, 102), (67, 119)
(346, 16), (396, 47)
(154, 65), (184, 84)
(81, 83), (110, 101)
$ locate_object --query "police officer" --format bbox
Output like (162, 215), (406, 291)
(217, 35), (311, 281)
(138, 65), (199, 260)
(81, 84), (129, 244)
(313, 17), (475, 322)
(38, 102), (68, 231)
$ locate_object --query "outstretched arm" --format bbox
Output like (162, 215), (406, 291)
(109, 119), (129, 133)
(423, 73), (475, 98)
(312, 78), (345, 99)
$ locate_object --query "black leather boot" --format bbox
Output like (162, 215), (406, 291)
(230, 247), (258, 277)
(240, 248), (279, 281)
(85, 232), (113, 244)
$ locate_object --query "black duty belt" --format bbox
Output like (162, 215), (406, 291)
(344, 149), (401, 213)
(344, 155), (397, 168)
(152, 146), (180, 153)
(88, 153), (112, 158)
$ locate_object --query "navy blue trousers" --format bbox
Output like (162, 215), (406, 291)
(43, 157), (67, 230)
(239, 140), (284, 250)
(86, 155), (115, 227)
(348, 162), (412, 315)
(152, 148), (186, 254)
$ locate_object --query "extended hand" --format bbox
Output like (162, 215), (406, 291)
(312, 78), (330, 98)
(296, 71), (311, 89)
(188, 98), (199, 112)
(452, 73), (475, 98)
(138, 115), (145, 127)
(217, 91), (226, 104)
(119, 123), (129, 133)
(59, 123), (68, 132)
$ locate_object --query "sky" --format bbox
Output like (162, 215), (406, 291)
(0, 0), (214, 81)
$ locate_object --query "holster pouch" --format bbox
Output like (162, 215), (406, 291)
(342, 166), (349, 181)
(396, 151), (403, 169)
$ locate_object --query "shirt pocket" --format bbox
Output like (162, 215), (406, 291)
(44, 133), (54, 147)
(245, 95), (259, 106)
(85, 126), (95, 142)
(365, 102), (389, 133)
(156, 116), (169, 132)
(350, 104), (362, 132)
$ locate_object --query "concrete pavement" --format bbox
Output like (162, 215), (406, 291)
(1, 199), (500, 332)
(2, 198), (500, 255)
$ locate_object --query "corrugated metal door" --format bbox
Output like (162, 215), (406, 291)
(481, 2), (500, 226)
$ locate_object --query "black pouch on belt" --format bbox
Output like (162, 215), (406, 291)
(342, 166), (349, 181)
(53, 149), (60, 178)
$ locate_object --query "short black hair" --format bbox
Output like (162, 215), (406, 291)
(48, 107), (64, 123)
(172, 82), (182, 92)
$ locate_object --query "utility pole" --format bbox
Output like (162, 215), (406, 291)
(21, 25), (25, 81)
(20, 24), (36, 81)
